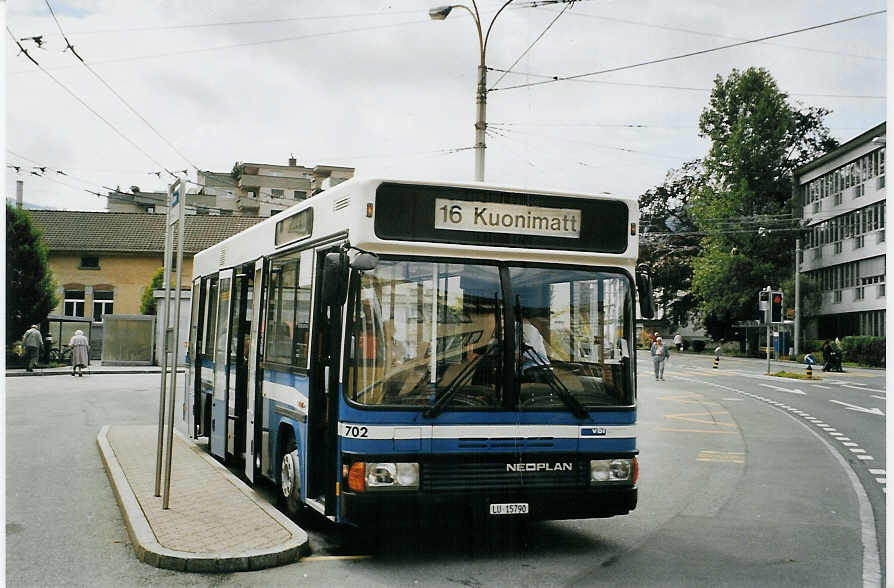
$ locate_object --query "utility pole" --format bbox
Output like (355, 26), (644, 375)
(765, 286), (772, 375)
(794, 239), (801, 358)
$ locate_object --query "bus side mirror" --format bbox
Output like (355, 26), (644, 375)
(636, 266), (656, 319)
(321, 251), (349, 306)
(349, 251), (378, 271)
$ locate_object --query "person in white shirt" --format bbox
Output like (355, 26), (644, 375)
(673, 333), (683, 352)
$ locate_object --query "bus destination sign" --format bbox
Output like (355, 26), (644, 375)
(434, 198), (582, 239)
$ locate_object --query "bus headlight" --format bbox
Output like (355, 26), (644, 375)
(346, 462), (419, 491)
(590, 458), (636, 484)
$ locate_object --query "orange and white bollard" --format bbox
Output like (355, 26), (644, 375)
(712, 356), (719, 369)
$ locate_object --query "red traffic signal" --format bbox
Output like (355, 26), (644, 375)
(770, 292), (783, 323)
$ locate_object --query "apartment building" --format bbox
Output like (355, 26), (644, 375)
(795, 122), (886, 338)
(107, 156), (354, 217)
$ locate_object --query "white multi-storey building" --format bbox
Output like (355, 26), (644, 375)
(107, 156), (354, 217)
(795, 122), (886, 338)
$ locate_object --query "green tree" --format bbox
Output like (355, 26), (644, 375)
(6, 205), (58, 343)
(690, 67), (838, 339)
(638, 160), (704, 326)
(140, 267), (165, 315)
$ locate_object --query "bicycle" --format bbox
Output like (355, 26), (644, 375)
(48, 344), (72, 364)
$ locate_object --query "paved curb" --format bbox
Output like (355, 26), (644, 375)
(97, 425), (309, 572)
(8, 368), (186, 377)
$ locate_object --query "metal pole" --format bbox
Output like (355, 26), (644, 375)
(474, 63), (487, 182)
(766, 287), (771, 375)
(154, 185), (175, 497)
(163, 180), (186, 509)
(794, 238), (800, 357)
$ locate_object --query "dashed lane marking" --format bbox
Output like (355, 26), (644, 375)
(811, 384), (831, 389)
(868, 469), (885, 475)
(857, 455), (875, 461)
(871, 395), (885, 401)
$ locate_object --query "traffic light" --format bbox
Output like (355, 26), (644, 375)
(771, 291), (783, 323)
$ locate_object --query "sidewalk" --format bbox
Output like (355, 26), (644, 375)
(97, 424), (308, 572)
(7, 362), (183, 377)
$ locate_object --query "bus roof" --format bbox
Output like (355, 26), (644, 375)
(192, 177), (640, 278)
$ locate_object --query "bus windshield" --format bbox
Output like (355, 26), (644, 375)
(345, 259), (633, 412)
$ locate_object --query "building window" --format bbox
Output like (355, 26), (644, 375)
(854, 235), (864, 249)
(833, 290), (842, 303)
(93, 290), (114, 322)
(293, 190), (304, 200)
(80, 255), (100, 269)
(271, 189), (284, 199)
(269, 209), (282, 216)
(64, 290), (85, 317)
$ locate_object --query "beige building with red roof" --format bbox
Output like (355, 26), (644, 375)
(29, 210), (263, 322)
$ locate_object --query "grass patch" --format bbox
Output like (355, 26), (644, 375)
(772, 370), (819, 380)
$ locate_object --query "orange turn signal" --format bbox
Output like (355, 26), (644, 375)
(348, 462), (366, 492)
(633, 456), (639, 484)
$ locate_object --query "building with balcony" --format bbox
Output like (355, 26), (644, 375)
(107, 156), (354, 217)
(795, 122), (886, 338)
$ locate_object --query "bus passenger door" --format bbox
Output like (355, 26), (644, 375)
(187, 277), (205, 439)
(245, 258), (266, 482)
(211, 269), (234, 460)
(308, 248), (343, 514)
(227, 269), (250, 462)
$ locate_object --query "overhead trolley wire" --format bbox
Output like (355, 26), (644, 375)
(7, 26), (184, 180)
(489, 10), (886, 92)
(545, 8), (886, 62)
(43, 0), (202, 173)
(34, 9), (423, 36)
(9, 18), (429, 75)
(490, 0), (576, 89)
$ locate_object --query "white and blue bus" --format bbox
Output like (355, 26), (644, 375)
(186, 178), (655, 526)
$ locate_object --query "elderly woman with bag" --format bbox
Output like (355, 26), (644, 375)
(69, 330), (89, 377)
(650, 336), (670, 381)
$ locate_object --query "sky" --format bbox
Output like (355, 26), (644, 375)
(3, 0), (888, 211)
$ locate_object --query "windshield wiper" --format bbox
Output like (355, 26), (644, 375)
(423, 353), (484, 418)
(519, 342), (590, 420)
(425, 294), (502, 419)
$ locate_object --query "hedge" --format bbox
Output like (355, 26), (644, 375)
(839, 336), (885, 367)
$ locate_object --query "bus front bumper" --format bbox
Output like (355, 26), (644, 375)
(341, 486), (636, 526)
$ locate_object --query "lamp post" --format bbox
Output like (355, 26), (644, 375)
(430, 1), (514, 182)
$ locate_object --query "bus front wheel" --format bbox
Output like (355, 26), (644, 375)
(279, 438), (302, 517)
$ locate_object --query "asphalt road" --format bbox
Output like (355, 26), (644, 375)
(5, 361), (885, 587)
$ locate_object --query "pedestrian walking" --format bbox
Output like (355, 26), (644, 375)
(650, 336), (670, 381)
(22, 324), (43, 372)
(69, 330), (89, 377)
(673, 333), (683, 352)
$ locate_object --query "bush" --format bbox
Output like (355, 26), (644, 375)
(840, 336), (885, 367)
(691, 340), (706, 352)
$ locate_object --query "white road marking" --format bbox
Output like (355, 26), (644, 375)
(875, 478), (886, 484)
(871, 395), (885, 401)
(849, 448), (867, 454)
(842, 384), (885, 393)
(868, 469), (886, 475)
(842, 442), (859, 447)
(829, 399), (885, 416)
(811, 384), (831, 389)
(673, 375), (881, 584)
(759, 383), (806, 395)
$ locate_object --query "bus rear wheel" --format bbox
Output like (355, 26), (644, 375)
(279, 437), (302, 517)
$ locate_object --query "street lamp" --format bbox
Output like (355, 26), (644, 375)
(430, 1), (514, 182)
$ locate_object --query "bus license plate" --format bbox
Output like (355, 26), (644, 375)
(489, 503), (529, 515)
